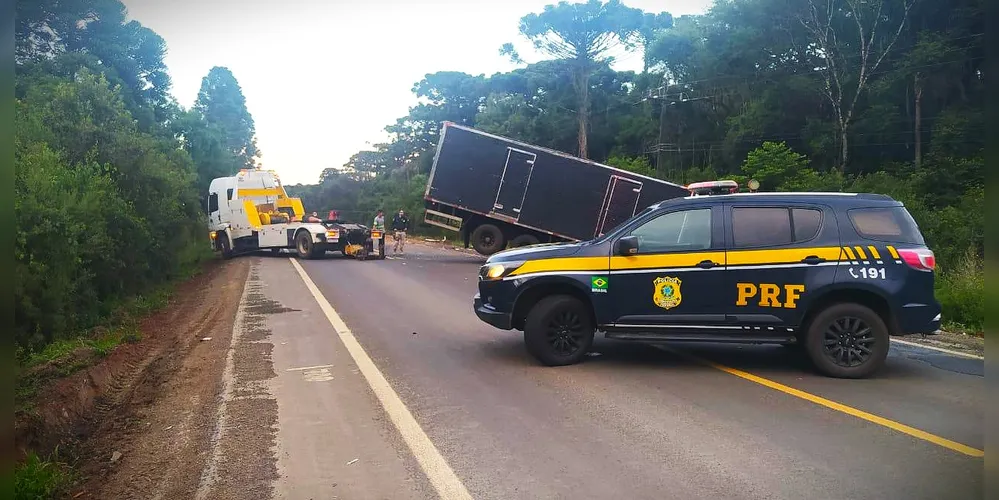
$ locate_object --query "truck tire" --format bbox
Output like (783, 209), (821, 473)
(524, 295), (595, 366)
(471, 224), (505, 255)
(219, 232), (234, 260)
(803, 303), (889, 379)
(510, 234), (539, 248)
(295, 231), (315, 259)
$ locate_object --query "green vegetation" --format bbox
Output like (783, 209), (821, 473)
(289, 0), (982, 332)
(15, 0), (259, 358)
(13, 451), (74, 500)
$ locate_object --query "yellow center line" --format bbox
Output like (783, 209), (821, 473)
(657, 346), (984, 458)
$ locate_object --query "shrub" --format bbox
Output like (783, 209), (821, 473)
(935, 248), (984, 333)
(14, 452), (73, 500)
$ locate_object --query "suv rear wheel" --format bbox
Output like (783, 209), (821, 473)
(524, 295), (594, 366)
(804, 303), (889, 378)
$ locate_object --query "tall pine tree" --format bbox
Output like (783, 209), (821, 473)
(194, 66), (259, 171)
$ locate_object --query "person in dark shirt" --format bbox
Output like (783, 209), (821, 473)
(391, 210), (410, 255)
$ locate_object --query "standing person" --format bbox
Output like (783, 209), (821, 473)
(391, 209), (410, 255)
(372, 209), (385, 231)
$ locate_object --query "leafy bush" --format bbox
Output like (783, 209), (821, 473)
(935, 249), (984, 332)
(15, 70), (207, 352)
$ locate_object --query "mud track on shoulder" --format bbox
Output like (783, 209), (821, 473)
(35, 258), (252, 499)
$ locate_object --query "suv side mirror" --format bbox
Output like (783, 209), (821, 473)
(616, 235), (639, 256)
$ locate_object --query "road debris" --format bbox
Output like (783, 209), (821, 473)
(201, 337), (212, 341)
(346, 458), (359, 465)
(111, 450), (123, 463)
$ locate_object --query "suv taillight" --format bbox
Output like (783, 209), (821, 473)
(897, 248), (935, 271)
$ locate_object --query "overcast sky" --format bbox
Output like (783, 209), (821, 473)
(123, 0), (712, 185)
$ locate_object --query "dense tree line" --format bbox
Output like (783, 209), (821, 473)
(289, 0), (983, 330)
(14, 0), (259, 351)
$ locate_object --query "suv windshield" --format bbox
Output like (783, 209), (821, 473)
(847, 206), (926, 245)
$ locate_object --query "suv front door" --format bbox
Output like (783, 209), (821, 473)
(607, 205), (727, 328)
(722, 203), (840, 331)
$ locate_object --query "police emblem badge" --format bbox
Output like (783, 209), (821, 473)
(653, 276), (682, 310)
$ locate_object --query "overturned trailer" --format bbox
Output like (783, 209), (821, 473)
(422, 122), (690, 255)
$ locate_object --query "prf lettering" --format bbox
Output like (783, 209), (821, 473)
(736, 283), (805, 309)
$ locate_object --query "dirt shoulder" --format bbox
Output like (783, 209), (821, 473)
(14, 257), (251, 499)
(893, 330), (985, 358)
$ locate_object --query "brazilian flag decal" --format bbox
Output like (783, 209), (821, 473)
(591, 276), (609, 293)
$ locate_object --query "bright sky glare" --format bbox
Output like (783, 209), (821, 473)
(123, 0), (712, 185)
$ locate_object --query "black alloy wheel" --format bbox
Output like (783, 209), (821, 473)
(547, 309), (586, 356)
(524, 295), (595, 366)
(804, 303), (889, 379)
(821, 316), (876, 368)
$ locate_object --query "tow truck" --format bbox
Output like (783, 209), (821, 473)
(206, 168), (385, 260)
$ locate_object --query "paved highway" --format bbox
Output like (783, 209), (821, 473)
(235, 242), (982, 500)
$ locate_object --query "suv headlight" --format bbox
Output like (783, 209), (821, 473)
(480, 261), (525, 281)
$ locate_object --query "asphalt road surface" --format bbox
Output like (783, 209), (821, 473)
(242, 242), (982, 500)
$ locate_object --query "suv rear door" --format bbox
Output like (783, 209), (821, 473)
(722, 202), (841, 332)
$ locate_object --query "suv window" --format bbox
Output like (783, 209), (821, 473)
(848, 206), (926, 245)
(732, 207), (792, 247)
(732, 207), (824, 247)
(629, 208), (711, 253)
(791, 208), (822, 241)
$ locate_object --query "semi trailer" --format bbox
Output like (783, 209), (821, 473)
(422, 122), (691, 255)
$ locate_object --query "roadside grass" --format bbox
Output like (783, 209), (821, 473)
(14, 254), (210, 414)
(13, 450), (75, 500)
(936, 248), (984, 335)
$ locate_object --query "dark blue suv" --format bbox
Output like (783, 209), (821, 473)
(473, 192), (940, 378)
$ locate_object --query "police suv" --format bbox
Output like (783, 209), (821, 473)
(472, 190), (940, 378)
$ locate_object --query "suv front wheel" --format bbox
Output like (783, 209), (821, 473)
(804, 303), (890, 378)
(524, 295), (595, 366)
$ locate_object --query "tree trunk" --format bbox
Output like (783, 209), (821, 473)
(576, 71), (590, 159)
(913, 72), (923, 169)
(838, 127), (849, 173)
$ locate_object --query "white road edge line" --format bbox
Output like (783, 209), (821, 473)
(285, 364), (335, 371)
(289, 258), (474, 500)
(891, 338), (984, 360)
(196, 264), (251, 500)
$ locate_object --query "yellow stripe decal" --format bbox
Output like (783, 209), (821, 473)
(508, 247), (845, 276)
(509, 256), (609, 276)
(843, 247), (857, 260)
(610, 251), (725, 270)
(853, 246), (868, 260)
(867, 245), (881, 260)
(238, 187), (283, 197)
(886, 245), (900, 259)
(725, 247), (841, 266)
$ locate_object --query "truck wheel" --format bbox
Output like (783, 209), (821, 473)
(219, 232), (234, 260)
(510, 234), (539, 248)
(524, 295), (595, 366)
(471, 224), (505, 255)
(295, 231), (315, 259)
(804, 303), (889, 379)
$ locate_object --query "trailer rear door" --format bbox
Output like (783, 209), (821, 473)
(596, 176), (643, 237)
(492, 148), (537, 220)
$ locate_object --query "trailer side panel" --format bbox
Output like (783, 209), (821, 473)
(426, 124), (689, 242)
